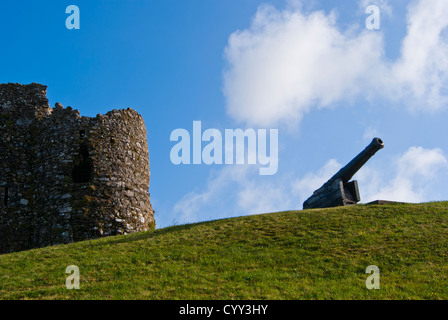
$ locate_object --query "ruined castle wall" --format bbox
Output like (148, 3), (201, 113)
(0, 83), (154, 253)
(0, 83), (51, 251)
(86, 109), (153, 238)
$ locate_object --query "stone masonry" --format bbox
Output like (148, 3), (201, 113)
(0, 83), (154, 253)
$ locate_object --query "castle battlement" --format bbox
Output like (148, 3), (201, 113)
(0, 83), (154, 253)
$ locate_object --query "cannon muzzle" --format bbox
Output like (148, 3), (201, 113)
(330, 137), (384, 183)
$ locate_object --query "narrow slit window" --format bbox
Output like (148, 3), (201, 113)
(72, 145), (93, 183)
(0, 186), (7, 208)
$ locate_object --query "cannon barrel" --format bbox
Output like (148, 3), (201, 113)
(330, 137), (384, 183)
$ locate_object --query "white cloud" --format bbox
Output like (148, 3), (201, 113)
(223, 4), (383, 127)
(397, 146), (447, 178)
(392, 0), (448, 111)
(172, 158), (343, 225)
(237, 179), (292, 214)
(358, 146), (448, 202)
(172, 165), (250, 224)
(363, 126), (380, 141)
(173, 164), (300, 224)
(223, 0), (448, 127)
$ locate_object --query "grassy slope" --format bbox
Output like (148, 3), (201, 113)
(0, 202), (447, 300)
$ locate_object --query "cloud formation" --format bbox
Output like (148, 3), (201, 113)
(392, 0), (448, 110)
(223, 4), (383, 127)
(223, 0), (448, 127)
(358, 146), (448, 202)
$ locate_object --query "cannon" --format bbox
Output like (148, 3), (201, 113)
(303, 138), (384, 210)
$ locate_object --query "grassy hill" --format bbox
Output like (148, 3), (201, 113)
(0, 202), (447, 300)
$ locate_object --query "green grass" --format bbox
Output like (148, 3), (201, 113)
(1, 202), (448, 300)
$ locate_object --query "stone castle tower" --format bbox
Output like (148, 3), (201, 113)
(0, 83), (154, 253)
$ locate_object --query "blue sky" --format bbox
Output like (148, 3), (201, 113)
(1, 0), (447, 228)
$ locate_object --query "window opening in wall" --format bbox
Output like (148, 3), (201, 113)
(0, 186), (7, 208)
(72, 144), (93, 183)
